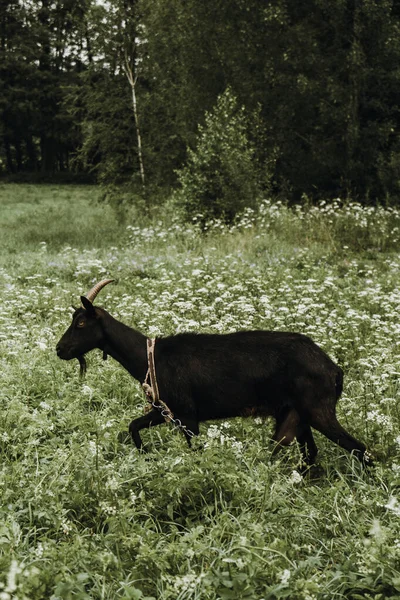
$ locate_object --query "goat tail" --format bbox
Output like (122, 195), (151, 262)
(335, 367), (344, 400)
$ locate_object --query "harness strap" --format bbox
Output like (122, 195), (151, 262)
(143, 338), (174, 422)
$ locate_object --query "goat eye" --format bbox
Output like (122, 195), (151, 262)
(77, 320), (85, 328)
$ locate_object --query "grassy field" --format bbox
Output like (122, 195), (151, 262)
(1, 184), (400, 599)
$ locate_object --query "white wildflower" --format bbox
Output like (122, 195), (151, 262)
(88, 440), (97, 456)
(106, 477), (119, 491)
(61, 520), (72, 535)
(207, 425), (220, 439)
(369, 519), (386, 543)
(5, 560), (20, 593)
(99, 502), (117, 516)
(81, 385), (93, 398)
(280, 569), (291, 584)
(290, 470), (302, 484)
(172, 572), (205, 593)
(383, 497), (400, 516)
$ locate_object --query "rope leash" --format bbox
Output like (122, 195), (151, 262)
(142, 338), (173, 421)
(142, 338), (195, 438)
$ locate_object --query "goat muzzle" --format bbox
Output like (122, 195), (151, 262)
(56, 342), (71, 360)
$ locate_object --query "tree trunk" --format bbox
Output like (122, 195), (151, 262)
(123, 56), (145, 190)
(15, 139), (23, 171)
(345, 0), (362, 195)
(40, 136), (56, 172)
(130, 80), (145, 188)
(26, 136), (38, 171)
(3, 135), (15, 173)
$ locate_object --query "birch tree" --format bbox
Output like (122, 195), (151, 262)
(117, 0), (145, 189)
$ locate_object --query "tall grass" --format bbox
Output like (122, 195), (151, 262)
(1, 185), (400, 599)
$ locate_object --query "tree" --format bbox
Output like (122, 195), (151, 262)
(0, 0), (90, 175)
(177, 88), (266, 223)
(73, 0), (147, 192)
(0, 0), (40, 173)
(139, 0), (400, 200)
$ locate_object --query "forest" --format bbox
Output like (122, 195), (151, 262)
(2, 0), (400, 210)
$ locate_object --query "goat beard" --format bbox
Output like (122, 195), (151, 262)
(78, 355), (87, 378)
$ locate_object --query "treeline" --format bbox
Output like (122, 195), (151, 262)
(2, 0), (400, 203)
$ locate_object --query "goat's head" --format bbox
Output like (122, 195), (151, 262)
(56, 279), (114, 375)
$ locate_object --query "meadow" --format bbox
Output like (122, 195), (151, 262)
(1, 184), (400, 599)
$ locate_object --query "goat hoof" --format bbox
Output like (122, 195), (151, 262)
(300, 463), (324, 479)
(362, 450), (374, 469)
(117, 431), (133, 445)
(192, 444), (204, 452)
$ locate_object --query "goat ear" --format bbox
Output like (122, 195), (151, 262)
(81, 296), (96, 315)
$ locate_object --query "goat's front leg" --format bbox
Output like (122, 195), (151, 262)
(129, 409), (165, 450)
(271, 408), (300, 454)
(178, 417), (200, 448)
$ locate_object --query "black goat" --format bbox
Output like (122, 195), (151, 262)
(56, 279), (372, 469)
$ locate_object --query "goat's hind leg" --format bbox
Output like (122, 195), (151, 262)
(297, 424), (318, 467)
(309, 408), (372, 466)
(129, 409), (165, 451)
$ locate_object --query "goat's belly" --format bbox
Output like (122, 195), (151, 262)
(239, 405), (268, 418)
(195, 397), (272, 421)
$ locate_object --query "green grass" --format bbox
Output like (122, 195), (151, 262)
(1, 184), (400, 599)
(0, 184), (124, 254)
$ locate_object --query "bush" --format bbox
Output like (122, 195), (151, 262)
(176, 88), (265, 225)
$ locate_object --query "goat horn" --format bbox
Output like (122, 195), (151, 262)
(85, 278), (115, 304)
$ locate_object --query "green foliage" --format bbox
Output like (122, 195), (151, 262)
(2, 0), (400, 202)
(0, 0), (88, 175)
(75, 72), (138, 187)
(176, 89), (264, 224)
(138, 0), (400, 200)
(2, 185), (400, 597)
(71, 0), (144, 190)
